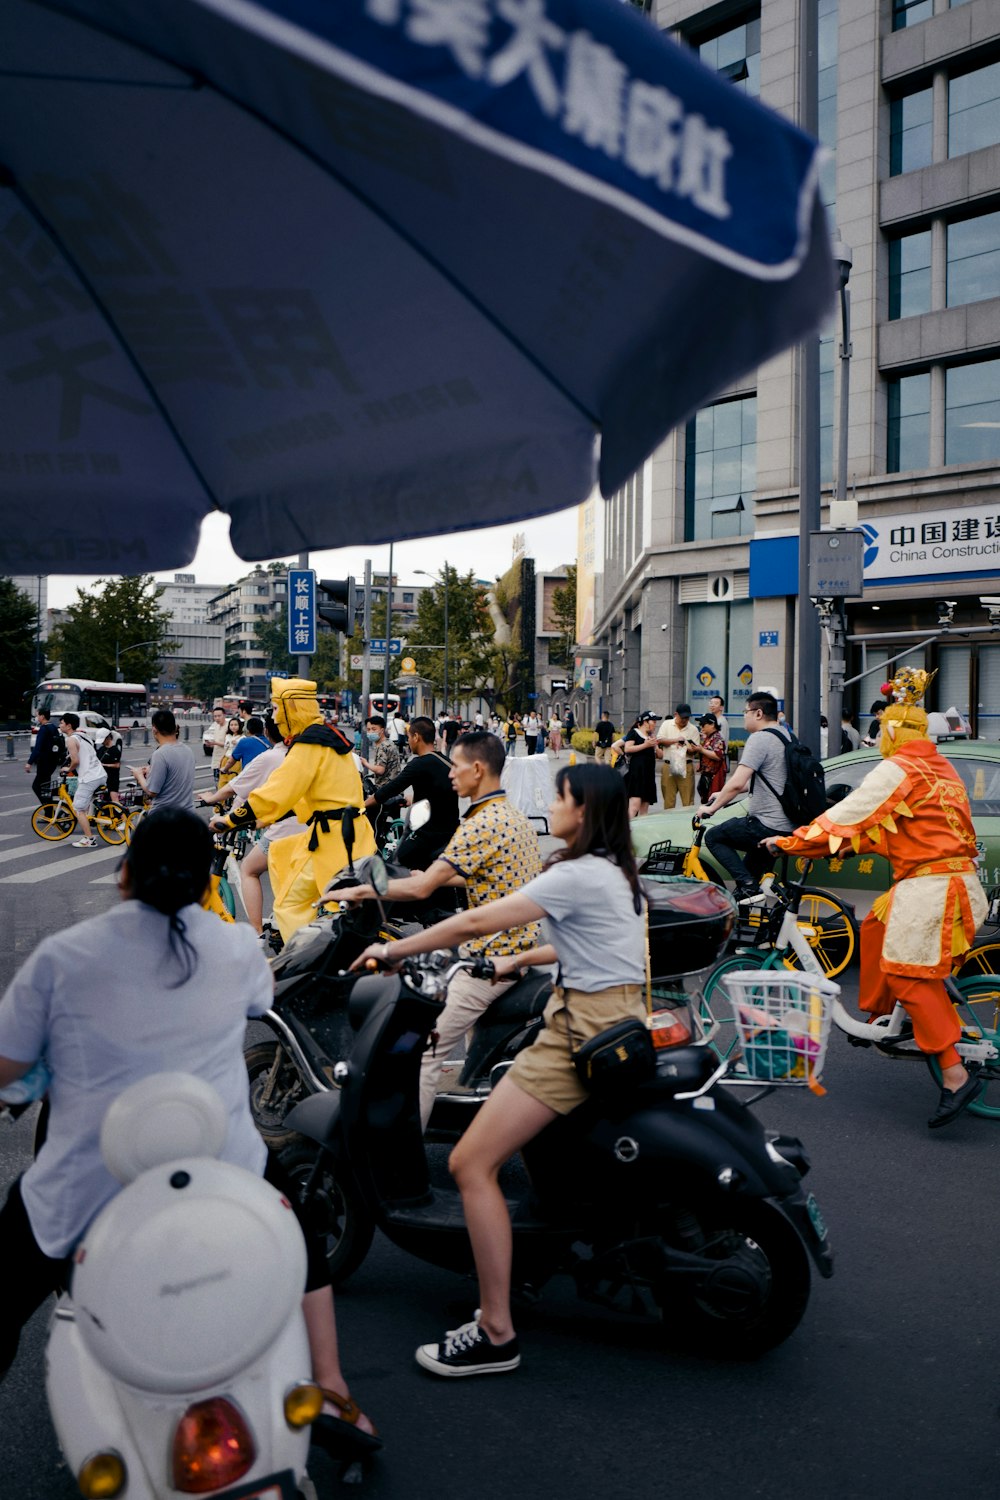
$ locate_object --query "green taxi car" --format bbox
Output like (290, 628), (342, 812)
(630, 740), (1000, 918)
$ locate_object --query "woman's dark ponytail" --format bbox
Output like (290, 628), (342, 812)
(124, 809), (212, 986)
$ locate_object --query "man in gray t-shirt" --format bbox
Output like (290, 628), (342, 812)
(131, 710), (196, 810)
(702, 692), (793, 902)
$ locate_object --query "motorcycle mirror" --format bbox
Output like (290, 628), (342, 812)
(370, 856), (390, 897)
(409, 799), (431, 831)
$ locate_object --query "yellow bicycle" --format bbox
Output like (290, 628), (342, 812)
(31, 778), (127, 847)
(640, 816), (858, 980)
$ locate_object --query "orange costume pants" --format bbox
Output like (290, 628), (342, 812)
(859, 910), (960, 1068)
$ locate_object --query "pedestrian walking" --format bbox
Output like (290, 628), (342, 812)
(204, 707), (228, 785)
(593, 712), (616, 765)
(547, 713), (563, 755)
(25, 709), (62, 804)
(524, 712), (540, 755)
(615, 711), (660, 818)
(657, 704), (700, 808)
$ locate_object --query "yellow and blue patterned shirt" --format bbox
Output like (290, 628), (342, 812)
(440, 791), (542, 957)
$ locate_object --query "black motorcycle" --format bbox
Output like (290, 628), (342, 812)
(283, 881), (833, 1359)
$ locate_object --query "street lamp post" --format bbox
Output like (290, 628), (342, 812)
(415, 565), (449, 714)
(823, 235), (854, 748)
(115, 639), (159, 683)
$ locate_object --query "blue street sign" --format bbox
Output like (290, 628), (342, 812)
(287, 569), (316, 655)
(759, 630), (780, 647)
(368, 637), (402, 654)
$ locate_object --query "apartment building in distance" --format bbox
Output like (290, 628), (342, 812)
(589, 0), (1000, 740)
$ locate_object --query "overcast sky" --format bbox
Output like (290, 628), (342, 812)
(46, 505), (581, 609)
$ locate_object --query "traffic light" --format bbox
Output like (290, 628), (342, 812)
(317, 577), (355, 634)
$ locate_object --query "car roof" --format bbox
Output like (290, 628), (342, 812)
(823, 739), (999, 770)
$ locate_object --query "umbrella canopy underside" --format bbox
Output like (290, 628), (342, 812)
(0, 0), (833, 571)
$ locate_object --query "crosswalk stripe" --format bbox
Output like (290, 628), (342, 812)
(0, 840), (64, 867)
(0, 833), (19, 842)
(0, 843), (124, 883)
(0, 803), (37, 819)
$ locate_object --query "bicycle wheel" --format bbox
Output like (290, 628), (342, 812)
(93, 798), (127, 847)
(31, 801), (75, 841)
(954, 940), (1000, 984)
(925, 976), (1000, 1119)
(776, 887), (857, 979)
(123, 807), (145, 846)
(699, 952), (769, 1062)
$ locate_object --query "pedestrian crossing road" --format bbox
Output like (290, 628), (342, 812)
(0, 763), (218, 888)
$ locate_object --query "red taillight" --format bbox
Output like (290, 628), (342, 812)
(171, 1397), (256, 1494)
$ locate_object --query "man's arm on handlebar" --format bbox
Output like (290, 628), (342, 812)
(700, 762), (752, 817)
(331, 857), (456, 906)
(350, 890), (547, 972)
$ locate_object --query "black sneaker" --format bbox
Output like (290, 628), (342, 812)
(415, 1319), (520, 1377)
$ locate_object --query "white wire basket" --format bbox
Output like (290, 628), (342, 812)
(722, 970), (839, 1087)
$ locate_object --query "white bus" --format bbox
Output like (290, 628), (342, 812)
(31, 678), (149, 729)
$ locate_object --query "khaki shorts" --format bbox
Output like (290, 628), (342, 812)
(507, 984), (646, 1115)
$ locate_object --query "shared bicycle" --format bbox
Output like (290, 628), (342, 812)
(30, 777), (128, 847)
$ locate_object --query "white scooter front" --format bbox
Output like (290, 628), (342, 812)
(46, 1073), (318, 1500)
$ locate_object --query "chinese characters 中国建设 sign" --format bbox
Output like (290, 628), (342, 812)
(287, 569), (316, 655)
(861, 502), (1000, 585)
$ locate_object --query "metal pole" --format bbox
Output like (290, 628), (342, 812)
(383, 543), (393, 713)
(296, 550), (310, 679)
(826, 273), (852, 746)
(795, 0), (821, 754)
(443, 561), (449, 712)
(361, 559), (372, 717)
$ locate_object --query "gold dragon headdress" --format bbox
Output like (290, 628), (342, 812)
(879, 666), (937, 757)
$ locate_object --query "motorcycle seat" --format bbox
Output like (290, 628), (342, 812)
(480, 972), (552, 1025)
(646, 1045), (719, 1096)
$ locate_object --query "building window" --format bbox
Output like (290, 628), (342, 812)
(694, 14), (760, 97)
(890, 88), (933, 175)
(892, 0), (933, 28)
(818, 0), (839, 208)
(947, 211), (1000, 307)
(684, 396), (756, 542)
(402, 591), (414, 603)
(889, 231), (933, 318)
(949, 61), (1000, 159)
(820, 333), (835, 485)
(945, 357), (1000, 464)
(887, 372), (931, 471)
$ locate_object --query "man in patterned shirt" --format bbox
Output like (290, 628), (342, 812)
(361, 715), (401, 783)
(335, 730), (542, 1127)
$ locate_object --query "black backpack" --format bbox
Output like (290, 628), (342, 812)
(753, 727), (827, 828)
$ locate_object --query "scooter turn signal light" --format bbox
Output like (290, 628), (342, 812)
(284, 1380), (324, 1429)
(172, 1397), (256, 1493)
(77, 1451), (126, 1498)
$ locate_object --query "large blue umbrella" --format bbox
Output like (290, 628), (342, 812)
(0, 0), (833, 573)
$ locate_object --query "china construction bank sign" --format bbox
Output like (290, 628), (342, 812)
(861, 500), (1000, 585)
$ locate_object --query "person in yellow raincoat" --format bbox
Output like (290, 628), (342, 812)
(211, 679), (375, 942)
(763, 667), (987, 1129)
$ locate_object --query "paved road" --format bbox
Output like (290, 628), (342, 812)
(1, 752), (998, 1499)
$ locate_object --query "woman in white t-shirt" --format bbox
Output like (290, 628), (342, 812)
(0, 808), (377, 1455)
(352, 763), (646, 1379)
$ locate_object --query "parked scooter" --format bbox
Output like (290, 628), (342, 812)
(284, 874), (834, 1355)
(45, 1073), (324, 1500)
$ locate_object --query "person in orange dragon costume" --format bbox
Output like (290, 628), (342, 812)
(763, 667), (987, 1129)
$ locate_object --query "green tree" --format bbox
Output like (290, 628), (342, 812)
(0, 577), (39, 720)
(179, 644), (241, 705)
(253, 606), (297, 677)
(48, 576), (177, 685)
(406, 567), (493, 705)
(549, 564), (578, 670)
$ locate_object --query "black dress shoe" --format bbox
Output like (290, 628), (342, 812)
(927, 1071), (985, 1129)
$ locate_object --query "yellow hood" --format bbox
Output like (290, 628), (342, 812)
(271, 677), (322, 740)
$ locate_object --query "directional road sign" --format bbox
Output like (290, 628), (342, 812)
(287, 568), (316, 654)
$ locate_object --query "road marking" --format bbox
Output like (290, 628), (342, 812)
(0, 803), (37, 818)
(0, 843), (124, 882)
(0, 833), (19, 842)
(0, 840), (72, 866)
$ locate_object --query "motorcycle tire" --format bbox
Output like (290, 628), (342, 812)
(279, 1143), (375, 1287)
(245, 1041), (306, 1147)
(656, 1199), (811, 1358)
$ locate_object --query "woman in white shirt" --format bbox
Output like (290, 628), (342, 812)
(0, 808), (377, 1454)
(352, 763), (646, 1379)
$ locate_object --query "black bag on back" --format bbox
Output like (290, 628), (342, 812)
(754, 728), (827, 828)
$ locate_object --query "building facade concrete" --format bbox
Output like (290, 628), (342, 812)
(590, 0), (1000, 740)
